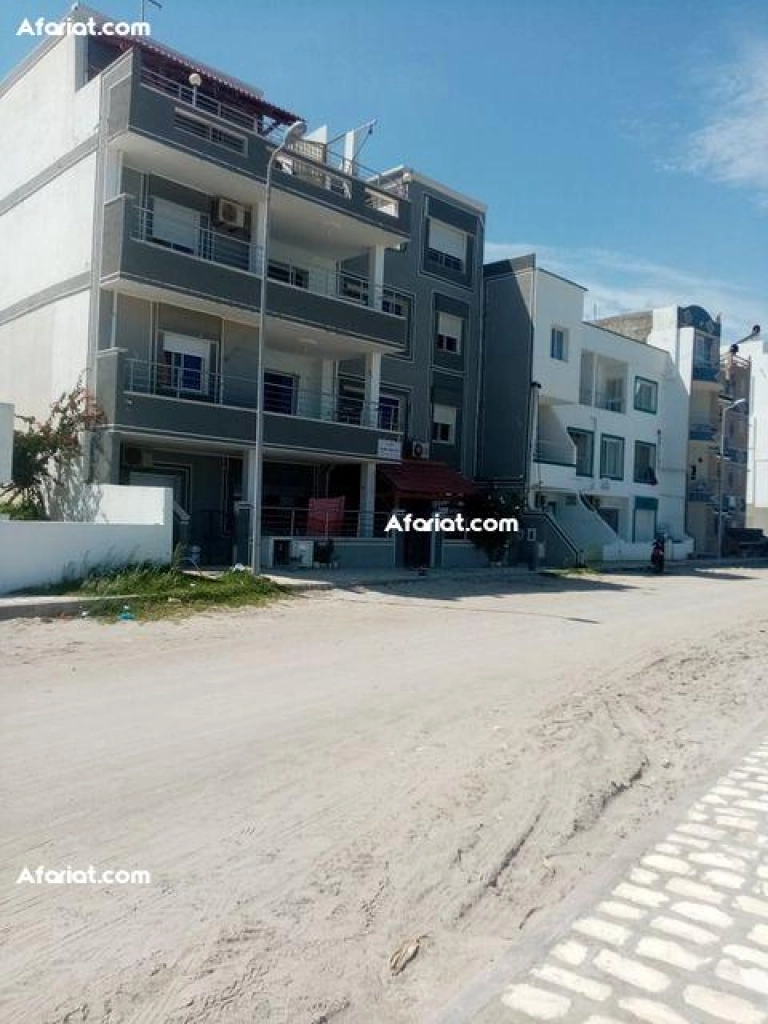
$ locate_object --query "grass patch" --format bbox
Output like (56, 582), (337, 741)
(20, 565), (285, 620)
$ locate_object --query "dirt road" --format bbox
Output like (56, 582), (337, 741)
(1, 567), (767, 1023)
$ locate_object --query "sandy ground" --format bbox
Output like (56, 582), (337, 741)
(1, 566), (768, 1024)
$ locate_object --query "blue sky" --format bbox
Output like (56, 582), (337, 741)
(2, 0), (767, 338)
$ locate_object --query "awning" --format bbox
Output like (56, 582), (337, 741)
(378, 460), (478, 500)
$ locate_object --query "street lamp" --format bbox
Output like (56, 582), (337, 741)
(716, 397), (747, 559)
(250, 119), (307, 574)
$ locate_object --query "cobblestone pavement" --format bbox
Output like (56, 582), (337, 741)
(478, 741), (768, 1023)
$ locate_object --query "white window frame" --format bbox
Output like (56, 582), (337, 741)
(160, 333), (213, 395)
(432, 403), (457, 445)
(436, 311), (463, 354)
(550, 325), (568, 361)
(427, 219), (467, 271)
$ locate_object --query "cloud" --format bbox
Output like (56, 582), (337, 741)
(682, 40), (768, 197)
(485, 241), (767, 342)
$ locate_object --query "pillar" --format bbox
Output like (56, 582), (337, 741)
(359, 462), (376, 537)
(363, 350), (382, 428)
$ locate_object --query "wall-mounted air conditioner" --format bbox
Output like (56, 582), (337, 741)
(406, 439), (429, 459)
(214, 198), (246, 229)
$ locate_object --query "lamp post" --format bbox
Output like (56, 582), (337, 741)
(250, 119), (307, 574)
(716, 397), (747, 559)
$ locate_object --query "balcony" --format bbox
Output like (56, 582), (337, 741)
(689, 422), (716, 441)
(688, 484), (714, 503)
(103, 50), (410, 239)
(96, 350), (402, 459)
(692, 362), (721, 383)
(102, 196), (410, 348)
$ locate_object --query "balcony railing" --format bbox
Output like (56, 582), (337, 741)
(131, 204), (410, 317)
(133, 205), (256, 272)
(692, 362), (720, 382)
(139, 65), (408, 205)
(688, 484), (714, 503)
(689, 422), (717, 441)
(578, 387), (625, 413)
(124, 359), (403, 431)
(262, 507), (392, 539)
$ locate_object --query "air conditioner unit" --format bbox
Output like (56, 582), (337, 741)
(214, 198), (246, 229)
(407, 439), (429, 460)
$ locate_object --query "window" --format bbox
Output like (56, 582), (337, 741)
(268, 261), (309, 290)
(159, 334), (212, 395)
(150, 198), (200, 253)
(427, 219), (467, 271)
(550, 326), (568, 361)
(600, 434), (625, 480)
(600, 377), (625, 412)
(432, 404), (457, 444)
(436, 311), (463, 354)
(634, 377), (658, 414)
(263, 372), (297, 415)
(382, 288), (408, 319)
(567, 428), (594, 476)
(634, 441), (658, 484)
(579, 351), (594, 404)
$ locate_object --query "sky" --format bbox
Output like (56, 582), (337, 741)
(1, 0), (767, 340)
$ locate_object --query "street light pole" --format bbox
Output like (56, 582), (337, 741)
(716, 397), (747, 559)
(250, 120), (307, 574)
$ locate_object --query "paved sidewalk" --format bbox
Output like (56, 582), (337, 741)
(465, 740), (768, 1023)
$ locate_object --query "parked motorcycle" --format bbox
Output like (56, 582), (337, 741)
(650, 537), (665, 574)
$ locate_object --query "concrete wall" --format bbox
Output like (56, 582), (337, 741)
(743, 337), (768, 530)
(441, 540), (489, 569)
(0, 401), (12, 485)
(0, 484), (172, 594)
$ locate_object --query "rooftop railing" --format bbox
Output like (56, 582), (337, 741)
(139, 65), (409, 204)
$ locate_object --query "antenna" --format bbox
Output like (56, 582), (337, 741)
(141, 0), (162, 21)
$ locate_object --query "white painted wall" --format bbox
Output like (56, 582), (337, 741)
(0, 36), (100, 197)
(0, 290), (91, 419)
(0, 402), (13, 485)
(742, 337), (768, 530)
(0, 155), (96, 309)
(531, 273), (690, 552)
(0, 485), (173, 595)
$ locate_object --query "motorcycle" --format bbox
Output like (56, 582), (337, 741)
(650, 538), (665, 574)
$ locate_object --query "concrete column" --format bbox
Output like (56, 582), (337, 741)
(359, 461), (376, 537)
(369, 245), (386, 310)
(363, 351), (382, 428)
(320, 358), (336, 421)
(245, 446), (259, 563)
(249, 203), (263, 275)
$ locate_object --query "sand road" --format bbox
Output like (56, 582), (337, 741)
(1, 567), (767, 1023)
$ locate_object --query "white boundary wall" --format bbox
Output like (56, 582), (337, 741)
(0, 485), (173, 595)
(0, 402), (12, 486)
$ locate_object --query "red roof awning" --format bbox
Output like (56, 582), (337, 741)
(378, 460), (478, 500)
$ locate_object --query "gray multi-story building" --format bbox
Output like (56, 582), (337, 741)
(0, 9), (483, 568)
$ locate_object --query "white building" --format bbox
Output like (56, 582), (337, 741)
(482, 256), (692, 563)
(741, 333), (768, 533)
(598, 306), (752, 555)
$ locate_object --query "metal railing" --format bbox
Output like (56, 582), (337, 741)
(578, 387), (625, 413)
(133, 205), (256, 271)
(139, 65), (408, 205)
(131, 203), (410, 317)
(689, 422), (717, 441)
(688, 484), (714, 503)
(141, 65), (273, 135)
(692, 362), (720, 382)
(124, 359), (403, 431)
(262, 507), (392, 539)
